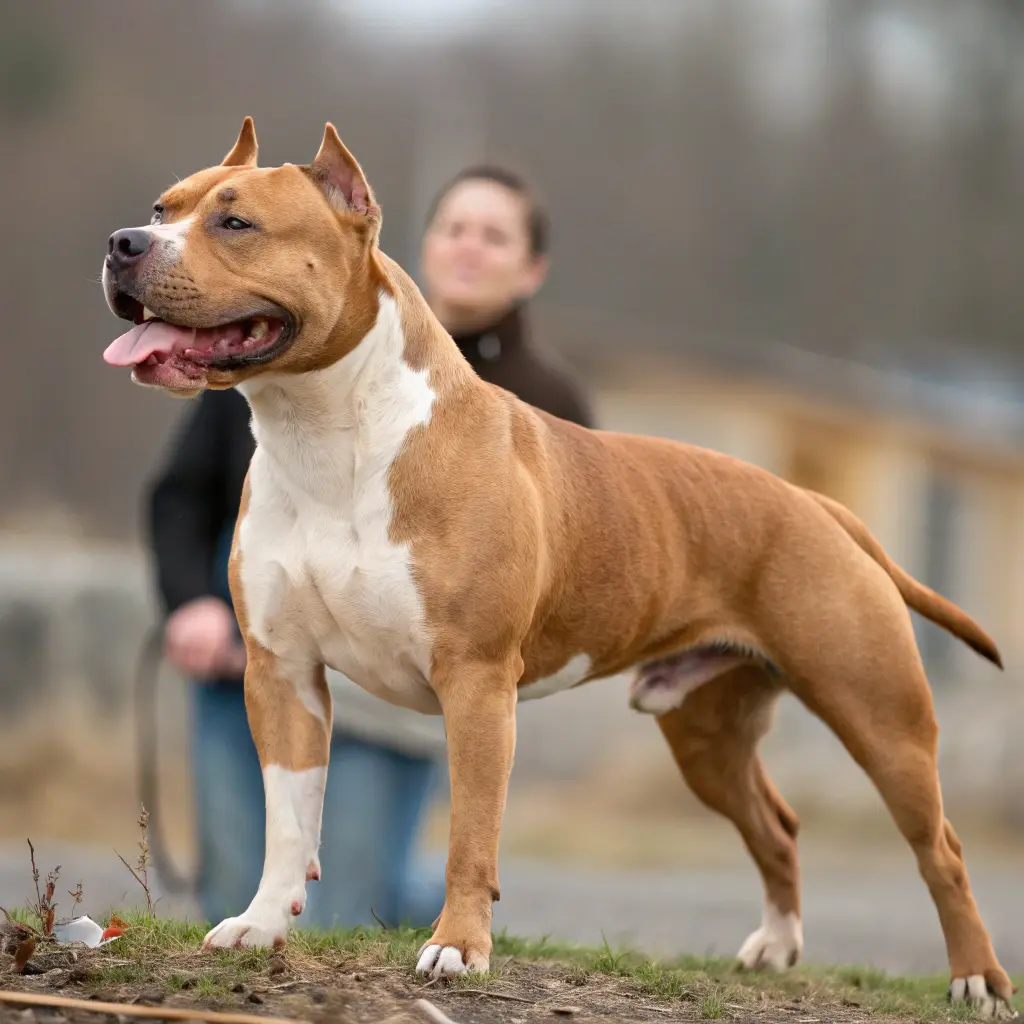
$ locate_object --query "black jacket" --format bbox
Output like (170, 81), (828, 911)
(147, 388), (254, 614)
(449, 304), (594, 428)
(147, 304), (594, 615)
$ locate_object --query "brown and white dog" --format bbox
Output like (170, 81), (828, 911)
(101, 119), (1016, 1017)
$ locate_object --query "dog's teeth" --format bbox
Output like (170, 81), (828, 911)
(249, 320), (269, 342)
(143, 307), (157, 321)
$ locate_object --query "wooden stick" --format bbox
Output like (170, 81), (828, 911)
(411, 1000), (459, 1024)
(0, 988), (305, 1023)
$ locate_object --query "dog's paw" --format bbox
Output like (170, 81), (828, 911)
(736, 911), (802, 971)
(949, 976), (1018, 1020)
(416, 942), (489, 980)
(203, 913), (288, 951)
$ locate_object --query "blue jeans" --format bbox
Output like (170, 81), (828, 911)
(191, 678), (446, 930)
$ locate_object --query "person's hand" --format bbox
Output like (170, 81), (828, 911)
(164, 597), (246, 680)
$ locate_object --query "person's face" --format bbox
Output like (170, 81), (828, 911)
(420, 179), (548, 328)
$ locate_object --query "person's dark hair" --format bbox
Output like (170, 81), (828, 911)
(425, 165), (549, 259)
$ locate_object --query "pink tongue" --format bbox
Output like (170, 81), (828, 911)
(103, 321), (199, 367)
(103, 321), (248, 367)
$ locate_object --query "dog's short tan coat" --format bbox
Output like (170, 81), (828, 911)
(101, 119), (1016, 1018)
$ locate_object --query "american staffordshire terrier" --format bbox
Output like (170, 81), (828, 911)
(101, 119), (1016, 1018)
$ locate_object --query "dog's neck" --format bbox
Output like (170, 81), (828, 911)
(238, 289), (441, 506)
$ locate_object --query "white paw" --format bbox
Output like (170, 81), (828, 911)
(203, 912), (288, 950)
(949, 976), (1018, 1020)
(736, 909), (802, 970)
(416, 943), (489, 979)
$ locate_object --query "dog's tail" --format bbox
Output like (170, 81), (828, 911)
(805, 489), (1003, 669)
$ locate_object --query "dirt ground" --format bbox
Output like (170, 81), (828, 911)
(0, 954), (916, 1024)
(1, 915), (1013, 1024)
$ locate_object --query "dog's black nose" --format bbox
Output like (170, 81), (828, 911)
(107, 228), (152, 264)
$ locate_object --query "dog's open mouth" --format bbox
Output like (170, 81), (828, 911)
(103, 301), (291, 379)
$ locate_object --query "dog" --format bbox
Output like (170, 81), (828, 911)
(101, 119), (1016, 1018)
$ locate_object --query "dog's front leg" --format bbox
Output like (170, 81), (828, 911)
(416, 657), (518, 979)
(203, 643), (331, 949)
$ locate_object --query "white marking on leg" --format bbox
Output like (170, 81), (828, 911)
(736, 902), (803, 970)
(949, 974), (1018, 1019)
(415, 942), (487, 979)
(203, 765), (327, 949)
(518, 654), (592, 702)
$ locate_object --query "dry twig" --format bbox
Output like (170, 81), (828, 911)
(370, 904), (391, 931)
(67, 880), (85, 918)
(26, 839), (60, 935)
(114, 804), (155, 915)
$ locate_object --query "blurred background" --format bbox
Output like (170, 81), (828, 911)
(1, 0), (1022, 972)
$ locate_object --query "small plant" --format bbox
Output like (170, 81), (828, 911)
(67, 880), (84, 918)
(593, 933), (628, 975)
(115, 804), (155, 916)
(699, 989), (726, 1019)
(0, 839), (68, 973)
(27, 838), (60, 936)
(565, 963), (591, 987)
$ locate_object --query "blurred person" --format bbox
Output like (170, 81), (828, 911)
(420, 166), (594, 427)
(145, 161), (592, 929)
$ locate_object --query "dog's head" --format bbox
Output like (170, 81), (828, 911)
(102, 118), (384, 396)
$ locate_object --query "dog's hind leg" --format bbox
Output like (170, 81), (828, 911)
(657, 667), (803, 970)
(791, 651), (1014, 1013)
(770, 549), (1016, 1017)
(202, 644), (332, 949)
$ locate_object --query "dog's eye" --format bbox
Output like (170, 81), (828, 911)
(151, 204), (164, 225)
(222, 216), (251, 231)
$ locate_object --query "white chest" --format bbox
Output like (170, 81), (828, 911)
(238, 466), (438, 712)
(235, 294), (441, 714)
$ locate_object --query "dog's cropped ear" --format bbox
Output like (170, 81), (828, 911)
(308, 123), (380, 225)
(221, 116), (258, 167)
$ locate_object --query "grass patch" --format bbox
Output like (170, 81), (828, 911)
(698, 989), (726, 1019)
(108, 913), (1023, 1018)
(3, 910), (1019, 1023)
